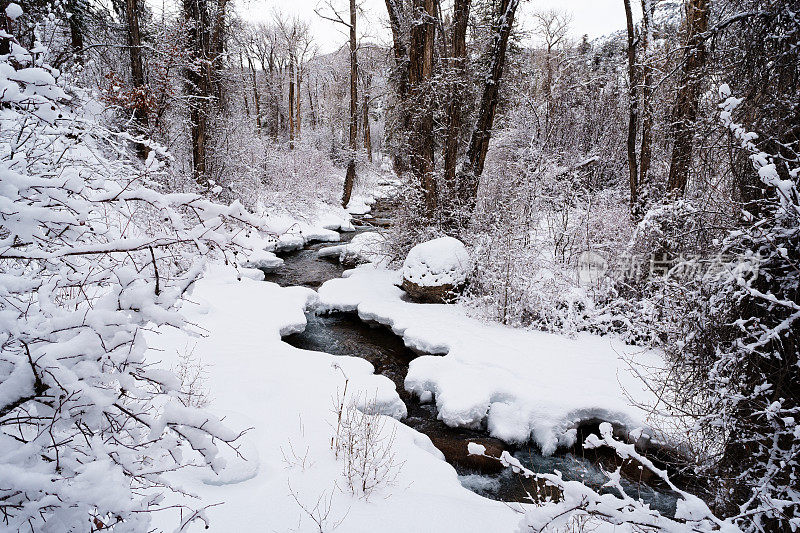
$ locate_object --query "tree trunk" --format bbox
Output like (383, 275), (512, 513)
(639, 0), (654, 192)
(239, 53), (250, 116)
(68, 1), (85, 65)
(209, 0), (227, 102)
(269, 51), (278, 139)
(125, 0), (149, 158)
(348, 0), (358, 151)
(184, 0), (211, 187)
(384, 0), (410, 175)
(408, 0), (437, 218)
(342, 0), (359, 207)
(247, 55), (261, 130)
(667, 0), (709, 194)
(308, 82), (317, 128)
(459, 0), (520, 213)
(442, 0), (470, 218)
(296, 67), (302, 139)
(288, 57), (295, 149)
(363, 92), (372, 162)
(0, 0), (11, 57)
(624, 0), (639, 214)
(342, 159), (356, 207)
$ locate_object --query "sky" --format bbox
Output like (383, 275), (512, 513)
(237, 0), (643, 54)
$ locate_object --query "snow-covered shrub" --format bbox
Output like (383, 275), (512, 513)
(0, 30), (267, 531)
(639, 88), (800, 531)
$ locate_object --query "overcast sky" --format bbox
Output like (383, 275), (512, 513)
(237, 0), (642, 54)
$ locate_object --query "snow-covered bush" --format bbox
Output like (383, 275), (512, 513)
(0, 29), (268, 531)
(638, 88), (800, 532)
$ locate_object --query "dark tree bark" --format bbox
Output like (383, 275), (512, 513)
(384, 0), (409, 98)
(124, 0), (149, 158)
(247, 55), (261, 130)
(407, 0), (437, 218)
(67, 1), (85, 65)
(342, 0), (359, 207)
(348, 0), (358, 152)
(384, 0), (410, 175)
(296, 64), (302, 139)
(639, 0), (654, 193)
(308, 81), (317, 128)
(667, 0), (709, 194)
(623, 0), (639, 214)
(362, 79), (373, 162)
(1, 1), (12, 59)
(442, 0), (470, 217)
(209, 0), (228, 102)
(459, 0), (520, 213)
(239, 53), (250, 117)
(288, 56), (295, 149)
(184, 0), (212, 186)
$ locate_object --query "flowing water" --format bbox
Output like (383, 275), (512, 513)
(264, 211), (679, 515)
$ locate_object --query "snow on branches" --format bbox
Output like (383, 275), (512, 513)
(469, 423), (742, 533)
(1, 24), (269, 531)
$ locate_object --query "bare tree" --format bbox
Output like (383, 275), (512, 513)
(316, 0), (360, 207)
(531, 9), (571, 103)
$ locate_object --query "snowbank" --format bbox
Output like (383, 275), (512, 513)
(402, 236), (471, 287)
(239, 248), (283, 270)
(318, 266), (663, 455)
(146, 264), (522, 532)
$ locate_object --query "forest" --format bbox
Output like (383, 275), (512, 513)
(0, 0), (798, 531)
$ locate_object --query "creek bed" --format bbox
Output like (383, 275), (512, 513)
(264, 210), (679, 516)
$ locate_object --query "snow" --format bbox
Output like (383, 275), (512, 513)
(146, 264), (523, 532)
(402, 236), (472, 287)
(317, 231), (389, 266)
(5, 2), (22, 19)
(318, 266), (663, 455)
(239, 248), (283, 270)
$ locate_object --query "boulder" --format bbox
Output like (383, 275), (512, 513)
(401, 237), (471, 303)
(429, 437), (506, 474)
(317, 231), (387, 267)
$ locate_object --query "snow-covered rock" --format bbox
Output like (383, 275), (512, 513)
(401, 237), (472, 302)
(317, 231), (388, 266)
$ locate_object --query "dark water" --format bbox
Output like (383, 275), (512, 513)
(267, 207), (679, 515)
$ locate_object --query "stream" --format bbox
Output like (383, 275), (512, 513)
(264, 207), (679, 516)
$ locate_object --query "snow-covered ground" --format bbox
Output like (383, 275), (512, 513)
(318, 265), (663, 455)
(145, 180), (665, 531)
(146, 265), (523, 532)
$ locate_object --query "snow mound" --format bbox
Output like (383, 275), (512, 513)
(317, 231), (388, 266)
(402, 237), (471, 287)
(240, 249), (283, 270)
(6, 2), (22, 19)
